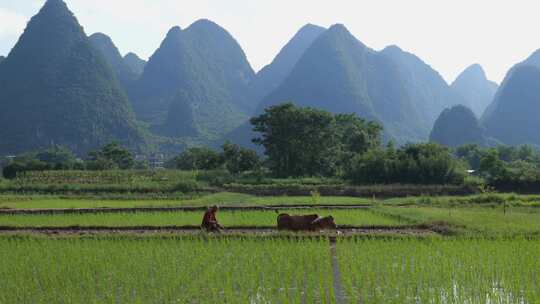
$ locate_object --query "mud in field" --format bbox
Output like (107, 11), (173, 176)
(0, 225), (438, 236)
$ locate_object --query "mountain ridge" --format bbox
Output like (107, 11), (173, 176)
(451, 64), (498, 117)
(0, 0), (145, 155)
(130, 19), (255, 140)
(89, 32), (138, 92)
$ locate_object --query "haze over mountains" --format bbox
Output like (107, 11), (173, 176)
(1, 0), (539, 155)
(256, 25), (427, 143)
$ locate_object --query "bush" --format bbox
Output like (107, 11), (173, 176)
(173, 180), (200, 193)
(168, 148), (223, 171)
(346, 143), (465, 185)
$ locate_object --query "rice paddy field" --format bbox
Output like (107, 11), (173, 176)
(0, 192), (372, 209)
(338, 237), (540, 303)
(0, 209), (401, 228)
(2, 171), (540, 303)
(1, 236), (539, 303)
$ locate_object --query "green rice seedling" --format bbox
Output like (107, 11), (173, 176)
(376, 206), (540, 236)
(0, 192), (372, 209)
(337, 237), (540, 303)
(0, 236), (335, 304)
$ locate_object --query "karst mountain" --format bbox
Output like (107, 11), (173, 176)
(0, 0), (145, 155)
(451, 64), (498, 117)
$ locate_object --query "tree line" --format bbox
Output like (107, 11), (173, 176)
(3, 103), (540, 191)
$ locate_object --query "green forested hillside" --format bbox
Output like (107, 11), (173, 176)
(382, 46), (469, 135)
(430, 105), (486, 147)
(123, 52), (146, 76)
(257, 24), (425, 144)
(0, 0), (145, 155)
(246, 24), (325, 110)
(130, 20), (255, 140)
(451, 64), (498, 117)
(89, 32), (138, 91)
(483, 65), (540, 145)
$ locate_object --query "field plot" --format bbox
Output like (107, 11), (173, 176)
(338, 237), (540, 303)
(0, 236), (334, 304)
(376, 206), (540, 236)
(2, 235), (539, 304)
(0, 209), (399, 228)
(0, 193), (371, 209)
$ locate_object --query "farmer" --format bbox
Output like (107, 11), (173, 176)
(201, 205), (223, 232)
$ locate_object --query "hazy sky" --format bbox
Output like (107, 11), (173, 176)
(1, 0), (540, 84)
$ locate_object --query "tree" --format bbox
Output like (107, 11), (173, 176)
(35, 145), (78, 170)
(455, 144), (485, 170)
(86, 142), (135, 170)
(1, 146), (80, 179)
(479, 149), (508, 181)
(346, 143), (465, 185)
(221, 141), (261, 174)
(251, 103), (382, 177)
(169, 147), (223, 171)
(251, 103), (338, 177)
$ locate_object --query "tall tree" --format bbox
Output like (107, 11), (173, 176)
(251, 103), (381, 177)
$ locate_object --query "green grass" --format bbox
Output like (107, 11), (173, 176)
(376, 205), (540, 236)
(338, 237), (540, 303)
(0, 236), (334, 303)
(0, 192), (372, 209)
(0, 209), (399, 228)
(383, 193), (540, 207)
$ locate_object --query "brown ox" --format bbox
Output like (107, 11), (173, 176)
(277, 214), (319, 231)
(309, 216), (337, 231)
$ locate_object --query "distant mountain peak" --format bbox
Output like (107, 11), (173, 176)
(328, 23), (348, 32)
(166, 26), (182, 37)
(459, 63), (487, 79)
(298, 23), (326, 32)
(383, 45), (403, 53)
(190, 18), (220, 28)
(43, 0), (68, 9)
(319, 24), (367, 50)
(452, 63), (498, 117)
(130, 19), (254, 138)
(0, 0), (144, 154)
(186, 19), (232, 37)
(124, 52), (146, 75)
(430, 105), (486, 147)
(89, 32), (115, 48)
(483, 64), (540, 145)
(523, 49), (540, 67)
(242, 23), (326, 116)
(89, 32), (137, 90)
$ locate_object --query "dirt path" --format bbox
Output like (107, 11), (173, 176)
(329, 236), (345, 304)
